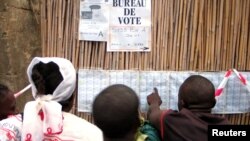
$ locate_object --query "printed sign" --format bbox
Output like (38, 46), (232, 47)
(107, 0), (151, 51)
(79, 0), (109, 41)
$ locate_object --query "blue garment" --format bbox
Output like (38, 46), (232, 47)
(139, 119), (161, 141)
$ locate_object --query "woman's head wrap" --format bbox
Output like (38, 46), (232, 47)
(22, 57), (76, 141)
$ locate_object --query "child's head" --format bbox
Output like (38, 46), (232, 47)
(178, 75), (216, 111)
(0, 84), (16, 120)
(93, 84), (140, 139)
(27, 57), (76, 112)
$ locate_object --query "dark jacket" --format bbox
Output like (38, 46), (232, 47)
(161, 108), (230, 141)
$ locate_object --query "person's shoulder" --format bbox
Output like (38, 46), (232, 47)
(63, 112), (102, 131)
(162, 109), (177, 116)
(62, 112), (103, 141)
(0, 114), (22, 124)
(0, 114), (22, 141)
(63, 112), (91, 123)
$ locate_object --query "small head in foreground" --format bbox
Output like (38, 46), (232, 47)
(178, 75), (216, 111)
(93, 84), (140, 140)
(0, 84), (16, 120)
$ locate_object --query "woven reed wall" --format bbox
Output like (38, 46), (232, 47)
(40, 0), (250, 124)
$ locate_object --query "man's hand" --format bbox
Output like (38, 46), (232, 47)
(146, 88), (162, 129)
(147, 87), (162, 106)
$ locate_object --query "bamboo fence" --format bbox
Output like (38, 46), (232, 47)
(40, 0), (250, 124)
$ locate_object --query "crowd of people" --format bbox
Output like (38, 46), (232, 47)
(0, 57), (230, 141)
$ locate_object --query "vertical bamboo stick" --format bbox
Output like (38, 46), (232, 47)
(161, 0), (168, 70)
(189, 0), (199, 70)
(57, 0), (62, 57)
(231, 0), (236, 69)
(221, 0), (229, 70)
(187, 0), (194, 70)
(156, 0), (163, 70)
(176, 0), (183, 70)
(235, 0), (242, 70)
(159, 0), (165, 70)
(210, 0), (216, 70)
(197, 0), (204, 71)
(181, 0), (190, 70)
(239, 0), (248, 70)
(169, 0), (174, 70)
(215, 0), (224, 70)
(246, 0), (250, 70)
(47, 0), (52, 56)
(52, 0), (57, 56)
(41, 0), (46, 56)
(72, 0), (78, 66)
(226, 0), (233, 69)
(171, 0), (179, 70)
(204, 0), (210, 70)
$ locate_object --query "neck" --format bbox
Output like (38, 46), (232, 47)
(189, 108), (212, 113)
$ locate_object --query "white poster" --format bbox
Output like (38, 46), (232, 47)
(78, 69), (250, 114)
(79, 0), (109, 41)
(107, 0), (151, 51)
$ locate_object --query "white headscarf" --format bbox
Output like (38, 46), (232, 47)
(22, 57), (76, 141)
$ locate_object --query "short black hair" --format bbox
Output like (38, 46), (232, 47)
(0, 84), (9, 94)
(93, 84), (140, 139)
(178, 75), (216, 109)
(0, 84), (15, 120)
(0, 84), (9, 101)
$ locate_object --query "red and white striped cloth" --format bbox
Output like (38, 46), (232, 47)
(215, 69), (232, 97)
(232, 69), (250, 92)
(215, 69), (250, 97)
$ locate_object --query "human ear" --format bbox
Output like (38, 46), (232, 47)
(178, 99), (187, 110)
(211, 99), (216, 107)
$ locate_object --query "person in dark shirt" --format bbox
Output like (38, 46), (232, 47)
(147, 75), (230, 141)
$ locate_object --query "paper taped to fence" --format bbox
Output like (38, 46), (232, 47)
(79, 0), (109, 41)
(107, 0), (151, 51)
(77, 69), (250, 113)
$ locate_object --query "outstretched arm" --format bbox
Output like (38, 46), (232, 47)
(147, 88), (162, 130)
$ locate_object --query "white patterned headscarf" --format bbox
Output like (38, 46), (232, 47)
(22, 57), (76, 141)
